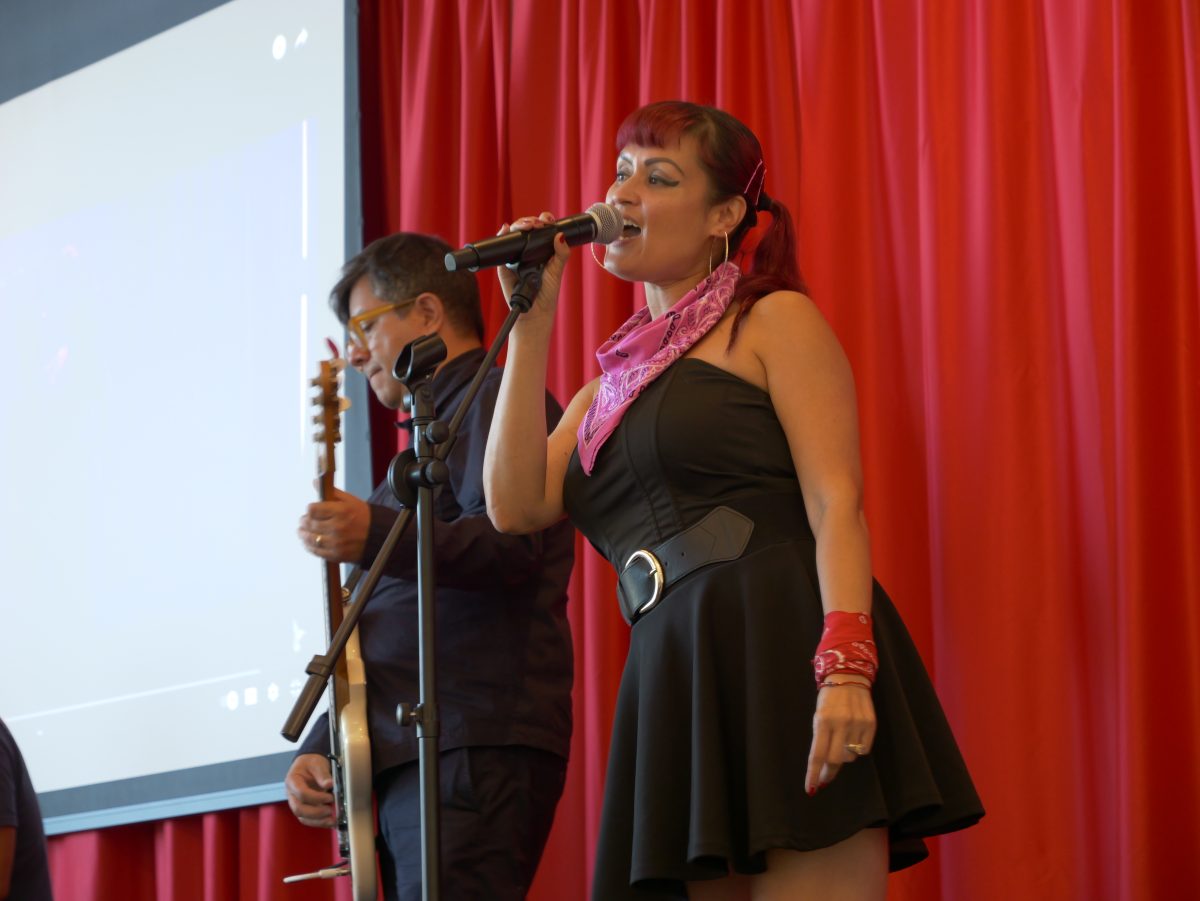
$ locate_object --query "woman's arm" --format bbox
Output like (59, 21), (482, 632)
(750, 291), (873, 617)
(488, 375), (598, 534)
(483, 217), (596, 534)
(742, 290), (877, 794)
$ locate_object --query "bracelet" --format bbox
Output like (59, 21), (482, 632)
(819, 680), (872, 690)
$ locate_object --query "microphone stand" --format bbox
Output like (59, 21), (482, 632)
(282, 234), (554, 901)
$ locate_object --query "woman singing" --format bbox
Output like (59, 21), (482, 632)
(484, 100), (982, 900)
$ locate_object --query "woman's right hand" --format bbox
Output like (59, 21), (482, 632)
(497, 212), (572, 326)
(805, 681), (877, 796)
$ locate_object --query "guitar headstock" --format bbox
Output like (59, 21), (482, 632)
(312, 351), (351, 483)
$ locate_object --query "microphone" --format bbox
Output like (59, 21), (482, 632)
(445, 203), (623, 272)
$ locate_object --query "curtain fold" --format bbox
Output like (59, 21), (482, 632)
(47, 3), (1199, 899)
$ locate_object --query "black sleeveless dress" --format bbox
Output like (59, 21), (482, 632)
(562, 358), (983, 899)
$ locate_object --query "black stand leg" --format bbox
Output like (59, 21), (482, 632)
(389, 334), (450, 901)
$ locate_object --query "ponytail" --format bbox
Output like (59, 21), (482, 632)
(728, 195), (807, 345)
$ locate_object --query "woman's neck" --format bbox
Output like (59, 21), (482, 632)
(644, 264), (711, 318)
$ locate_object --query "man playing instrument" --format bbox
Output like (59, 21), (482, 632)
(284, 232), (574, 901)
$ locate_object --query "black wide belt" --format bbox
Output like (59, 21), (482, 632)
(616, 505), (755, 625)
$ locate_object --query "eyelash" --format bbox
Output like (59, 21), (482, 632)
(614, 171), (674, 186)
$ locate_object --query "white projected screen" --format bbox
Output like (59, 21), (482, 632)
(0, 0), (348, 804)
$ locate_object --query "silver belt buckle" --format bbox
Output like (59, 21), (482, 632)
(623, 548), (665, 621)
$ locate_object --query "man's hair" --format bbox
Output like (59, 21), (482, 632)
(330, 232), (485, 341)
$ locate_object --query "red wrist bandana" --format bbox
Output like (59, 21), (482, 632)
(812, 610), (878, 685)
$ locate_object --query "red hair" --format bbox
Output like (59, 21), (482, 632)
(615, 101), (806, 341)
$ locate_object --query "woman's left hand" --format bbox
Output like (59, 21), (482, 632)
(805, 682), (876, 795)
(495, 211), (571, 324)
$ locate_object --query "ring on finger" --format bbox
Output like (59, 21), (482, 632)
(314, 534), (323, 547)
(846, 742), (868, 756)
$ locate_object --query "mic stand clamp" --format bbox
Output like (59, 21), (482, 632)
(504, 256), (547, 316)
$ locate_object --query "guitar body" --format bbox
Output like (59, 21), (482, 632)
(337, 621), (376, 900)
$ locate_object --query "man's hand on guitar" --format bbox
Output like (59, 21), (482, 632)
(284, 753), (337, 828)
(299, 487), (370, 562)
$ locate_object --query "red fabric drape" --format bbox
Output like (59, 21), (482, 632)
(48, 2), (1199, 899)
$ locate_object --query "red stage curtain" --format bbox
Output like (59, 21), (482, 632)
(48, 2), (1199, 898)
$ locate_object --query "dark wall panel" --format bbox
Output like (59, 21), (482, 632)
(0, 0), (232, 104)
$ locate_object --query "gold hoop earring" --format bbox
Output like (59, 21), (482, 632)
(707, 231), (730, 276)
(590, 242), (607, 271)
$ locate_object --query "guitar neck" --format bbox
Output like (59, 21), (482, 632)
(313, 357), (351, 712)
(318, 471), (347, 637)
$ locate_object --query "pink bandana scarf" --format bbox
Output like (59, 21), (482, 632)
(577, 261), (741, 474)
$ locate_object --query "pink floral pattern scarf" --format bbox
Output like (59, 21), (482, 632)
(577, 262), (741, 474)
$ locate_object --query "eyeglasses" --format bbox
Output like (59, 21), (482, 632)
(345, 298), (416, 352)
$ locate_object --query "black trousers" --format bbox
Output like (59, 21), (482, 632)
(375, 745), (567, 901)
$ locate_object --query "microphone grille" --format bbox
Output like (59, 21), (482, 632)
(586, 202), (623, 245)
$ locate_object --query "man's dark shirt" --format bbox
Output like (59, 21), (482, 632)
(0, 718), (53, 900)
(300, 348), (574, 774)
